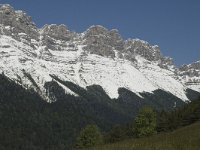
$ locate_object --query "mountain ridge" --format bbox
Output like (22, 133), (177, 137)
(0, 4), (199, 103)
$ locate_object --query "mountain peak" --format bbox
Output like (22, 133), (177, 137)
(0, 4), (38, 41)
(86, 25), (109, 34)
(40, 24), (71, 40)
(0, 4), (14, 11)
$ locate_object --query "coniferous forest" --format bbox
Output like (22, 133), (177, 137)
(0, 74), (200, 150)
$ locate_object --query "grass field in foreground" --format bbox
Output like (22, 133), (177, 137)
(87, 122), (200, 150)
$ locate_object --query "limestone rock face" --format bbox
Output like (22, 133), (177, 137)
(83, 25), (124, 58)
(159, 57), (174, 69)
(124, 39), (162, 61)
(39, 24), (76, 51)
(190, 61), (200, 70)
(108, 29), (124, 51)
(179, 61), (200, 77)
(0, 4), (38, 41)
(177, 61), (200, 92)
(41, 24), (71, 41)
(83, 25), (115, 58)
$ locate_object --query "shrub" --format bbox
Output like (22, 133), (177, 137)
(75, 124), (103, 149)
(135, 106), (157, 137)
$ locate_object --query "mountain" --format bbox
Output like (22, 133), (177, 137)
(0, 4), (200, 149)
(0, 4), (199, 103)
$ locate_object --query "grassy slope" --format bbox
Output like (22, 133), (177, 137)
(88, 122), (200, 150)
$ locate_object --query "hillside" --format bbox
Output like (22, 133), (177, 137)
(87, 122), (200, 150)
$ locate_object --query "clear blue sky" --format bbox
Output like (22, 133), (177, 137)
(1, 0), (200, 66)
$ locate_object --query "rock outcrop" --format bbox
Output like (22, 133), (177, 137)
(83, 25), (124, 58)
(0, 4), (38, 41)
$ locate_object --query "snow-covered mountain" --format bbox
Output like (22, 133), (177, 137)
(178, 61), (200, 92)
(0, 4), (199, 103)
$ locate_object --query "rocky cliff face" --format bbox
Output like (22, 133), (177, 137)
(0, 4), (199, 102)
(178, 61), (200, 91)
(0, 4), (38, 41)
(83, 25), (124, 58)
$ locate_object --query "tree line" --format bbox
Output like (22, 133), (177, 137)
(75, 97), (200, 149)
